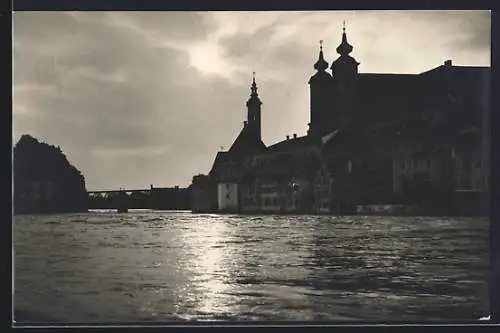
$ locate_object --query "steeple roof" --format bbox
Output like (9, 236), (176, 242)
(247, 72), (262, 106)
(336, 21), (353, 56)
(314, 40), (329, 72)
(331, 21), (360, 71)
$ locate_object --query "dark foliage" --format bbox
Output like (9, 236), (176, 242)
(13, 134), (87, 214)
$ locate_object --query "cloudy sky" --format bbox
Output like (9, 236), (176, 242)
(13, 11), (490, 190)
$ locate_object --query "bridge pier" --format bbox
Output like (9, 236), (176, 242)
(116, 191), (128, 213)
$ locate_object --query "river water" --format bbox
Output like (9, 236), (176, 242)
(13, 210), (489, 323)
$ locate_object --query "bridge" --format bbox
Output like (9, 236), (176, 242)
(87, 188), (152, 195)
(86, 186), (191, 212)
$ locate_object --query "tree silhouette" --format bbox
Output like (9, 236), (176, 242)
(14, 134), (88, 214)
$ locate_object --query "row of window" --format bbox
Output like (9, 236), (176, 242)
(242, 184), (299, 194)
(399, 157), (482, 170)
(455, 175), (483, 189)
(399, 172), (431, 182)
(254, 151), (316, 166)
(399, 158), (432, 170)
(458, 157), (482, 170)
(241, 196), (300, 207)
(318, 202), (329, 209)
(315, 189), (330, 197)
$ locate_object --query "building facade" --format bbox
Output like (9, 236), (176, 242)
(191, 27), (490, 216)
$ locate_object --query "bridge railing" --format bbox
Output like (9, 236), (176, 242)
(87, 188), (191, 210)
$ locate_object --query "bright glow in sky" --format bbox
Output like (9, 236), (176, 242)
(13, 11), (490, 190)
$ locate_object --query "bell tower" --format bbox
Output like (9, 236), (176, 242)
(246, 72), (262, 141)
(330, 21), (360, 124)
(308, 40), (334, 138)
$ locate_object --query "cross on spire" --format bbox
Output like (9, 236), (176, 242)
(342, 20), (346, 33)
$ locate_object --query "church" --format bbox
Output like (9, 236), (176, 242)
(191, 25), (490, 216)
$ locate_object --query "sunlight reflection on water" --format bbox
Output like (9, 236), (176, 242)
(14, 211), (489, 322)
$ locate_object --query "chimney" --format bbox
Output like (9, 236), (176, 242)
(444, 60), (452, 67)
(150, 184), (153, 189)
(293, 133), (297, 139)
(286, 135), (290, 140)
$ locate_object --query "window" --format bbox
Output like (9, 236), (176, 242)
(226, 194), (230, 199)
(399, 160), (405, 169)
(412, 157), (418, 168)
(426, 158), (432, 169)
(226, 184), (229, 189)
(347, 160), (353, 174)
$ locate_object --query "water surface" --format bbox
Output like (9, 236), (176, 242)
(13, 211), (489, 322)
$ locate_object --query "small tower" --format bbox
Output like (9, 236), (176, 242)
(331, 21), (360, 91)
(330, 21), (360, 124)
(246, 72), (262, 141)
(308, 40), (334, 138)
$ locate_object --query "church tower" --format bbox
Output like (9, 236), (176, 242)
(330, 21), (360, 124)
(308, 40), (334, 138)
(246, 72), (262, 141)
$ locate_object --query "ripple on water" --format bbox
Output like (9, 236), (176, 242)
(13, 213), (489, 322)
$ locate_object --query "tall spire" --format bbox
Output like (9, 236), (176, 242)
(247, 72), (262, 106)
(336, 20), (353, 56)
(314, 40), (329, 71)
(251, 71), (258, 97)
(246, 72), (262, 142)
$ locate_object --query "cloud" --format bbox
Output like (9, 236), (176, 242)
(13, 11), (490, 190)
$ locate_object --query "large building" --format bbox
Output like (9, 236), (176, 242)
(191, 27), (490, 216)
